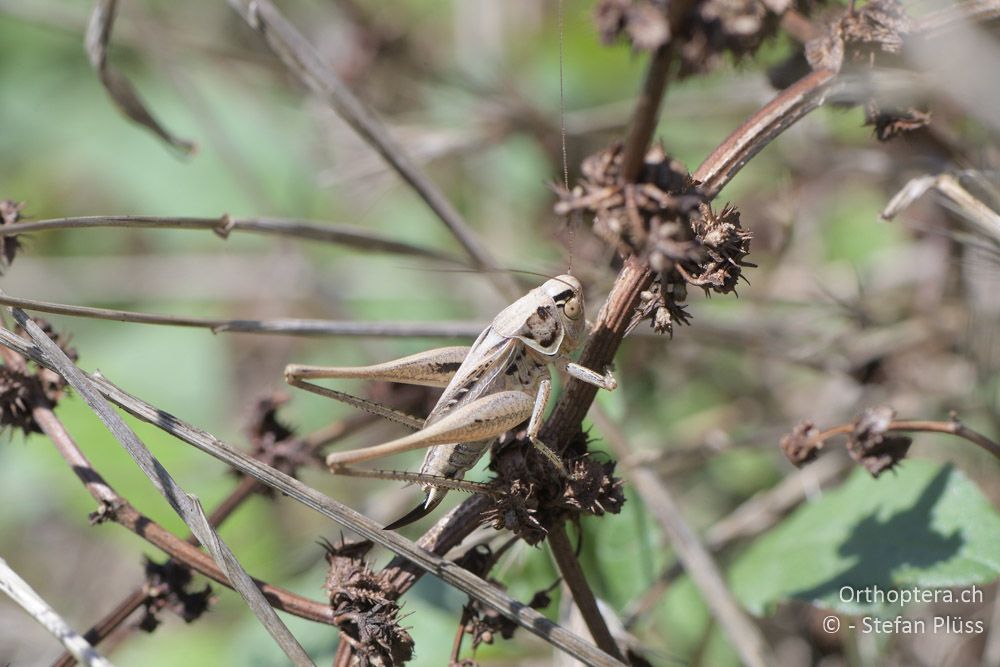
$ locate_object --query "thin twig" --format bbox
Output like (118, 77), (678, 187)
(810, 419), (1000, 459)
(694, 68), (838, 198)
(0, 295), (485, 338)
(548, 524), (626, 661)
(85, 0), (194, 154)
(226, 0), (520, 298)
(620, 45), (674, 182)
(0, 215), (463, 264)
(0, 326), (625, 667)
(592, 406), (775, 667)
(0, 557), (115, 667)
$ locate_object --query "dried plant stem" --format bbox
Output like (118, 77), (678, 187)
(0, 557), (114, 667)
(543, 256), (653, 443)
(548, 524), (626, 661)
(811, 419), (1000, 459)
(0, 295), (485, 338)
(621, 45), (673, 182)
(694, 68), (838, 197)
(0, 215), (462, 263)
(593, 407), (774, 667)
(52, 591), (146, 667)
(225, 0), (519, 298)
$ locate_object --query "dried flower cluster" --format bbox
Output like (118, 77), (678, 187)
(806, 0), (929, 140)
(0, 199), (24, 271)
(847, 406), (911, 476)
(138, 558), (215, 632)
(322, 538), (414, 667)
(454, 545), (554, 654)
(594, 0), (793, 75)
(781, 406), (912, 475)
(557, 142), (752, 335)
(482, 429), (625, 544)
(0, 319), (77, 436)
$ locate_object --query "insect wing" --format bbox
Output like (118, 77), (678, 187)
(425, 327), (518, 426)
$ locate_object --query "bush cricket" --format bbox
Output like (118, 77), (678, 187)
(284, 274), (616, 529)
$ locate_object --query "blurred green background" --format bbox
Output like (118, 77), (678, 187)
(1, 1), (998, 666)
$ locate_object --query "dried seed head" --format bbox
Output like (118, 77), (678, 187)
(0, 319), (77, 437)
(848, 406), (911, 476)
(780, 420), (822, 466)
(559, 143), (752, 334)
(593, 0), (791, 75)
(0, 366), (40, 435)
(595, 0), (670, 51)
(454, 545), (553, 651)
(806, 0), (912, 71)
(484, 430), (624, 544)
(139, 558), (214, 632)
(0, 200), (25, 272)
(321, 538), (414, 666)
(864, 100), (931, 141)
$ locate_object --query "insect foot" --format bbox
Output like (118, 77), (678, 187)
(482, 430), (626, 544)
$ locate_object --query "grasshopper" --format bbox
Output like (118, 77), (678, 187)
(284, 274), (617, 529)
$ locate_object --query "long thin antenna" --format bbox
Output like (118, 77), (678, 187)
(557, 0), (576, 274)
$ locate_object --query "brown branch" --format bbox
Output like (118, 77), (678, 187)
(548, 525), (626, 661)
(543, 256), (654, 446)
(811, 419), (1000, 460)
(620, 45), (674, 182)
(694, 68), (838, 198)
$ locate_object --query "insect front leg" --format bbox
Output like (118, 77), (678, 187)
(560, 358), (617, 391)
(524, 377), (569, 476)
(283, 346), (471, 429)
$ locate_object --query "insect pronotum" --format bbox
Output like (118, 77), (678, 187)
(284, 274), (616, 528)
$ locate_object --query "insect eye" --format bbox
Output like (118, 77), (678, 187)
(562, 296), (582, 320)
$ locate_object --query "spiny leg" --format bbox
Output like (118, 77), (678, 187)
(325, 390), (535, 469)
(525, 378), (569, 476)
(283, 346), (472, 430)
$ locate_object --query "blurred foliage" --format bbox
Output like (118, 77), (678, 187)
(731, 461), (1000, 615)
(0, 1), (998, 666)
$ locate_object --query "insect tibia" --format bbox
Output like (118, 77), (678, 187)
(329, 465), (497, 496)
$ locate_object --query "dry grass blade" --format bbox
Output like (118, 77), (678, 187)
(85, 0), (194, 155)
(0, 326), (627, 667)
(225, 0), (519, 298)
(2, 306), (314, 666)
(0, 557), (115, 667)
(0, 215), (465, 264)
(882, 172), (1000, 241)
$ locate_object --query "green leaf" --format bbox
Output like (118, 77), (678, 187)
(730, 460), (1000, 615)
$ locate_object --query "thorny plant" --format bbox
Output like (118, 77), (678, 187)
(0, 0), (998, 666)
